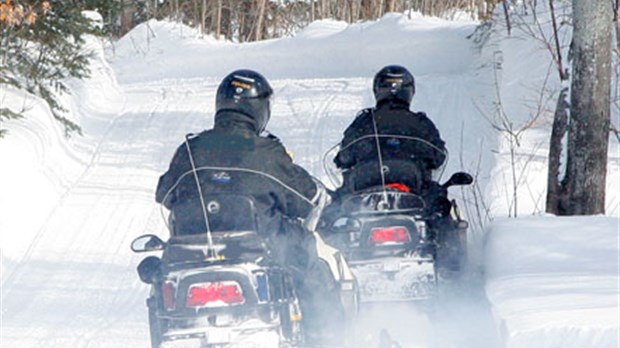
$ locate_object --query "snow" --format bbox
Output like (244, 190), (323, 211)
(485, 216), (619, 348)
(1, 3), (619, 348)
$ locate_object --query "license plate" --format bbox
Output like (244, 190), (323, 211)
(383, 261), (400, 272)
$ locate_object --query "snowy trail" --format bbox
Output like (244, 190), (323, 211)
(1, 78), (224, 347)
(3, 8), (618, 348)
(0, 16), (506, 348)
(1, 76), (500, 348)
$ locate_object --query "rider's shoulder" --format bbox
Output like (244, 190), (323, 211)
(263, 132), (284, 145)
(184, 130), (210, 140)
(262, 134), (295, 160)
(176, 131), (202, 149)
(354, 107), (374, 119)
(413, 110), (429, 118)
(259, 132), (287, 151)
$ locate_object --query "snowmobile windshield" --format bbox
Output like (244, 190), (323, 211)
(322, 135), (448, 190)
(158, 166), (321, 235)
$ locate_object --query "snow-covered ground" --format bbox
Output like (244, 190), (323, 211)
(1, 4), (618, 348)
(486, 216), (619, 348)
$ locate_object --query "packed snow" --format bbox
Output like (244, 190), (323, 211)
(1, 4), (618, 348)
(485, 216), (619, 348)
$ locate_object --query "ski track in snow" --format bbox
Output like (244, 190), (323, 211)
(1, 79), (214, 347)
(0, 74), (501, 347)
(0, 16), (514, 348)
(3, 8), (619, 348)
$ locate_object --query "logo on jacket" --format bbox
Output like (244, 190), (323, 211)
(211, 171), (231, 183)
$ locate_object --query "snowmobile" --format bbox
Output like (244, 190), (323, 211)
(132, 167), (358, 348)
(318, 135), (473, 303)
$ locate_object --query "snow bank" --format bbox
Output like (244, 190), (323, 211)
(485, 216), (620, 348)
(109, 12), (478, 83)
(0, 33), (122, 282)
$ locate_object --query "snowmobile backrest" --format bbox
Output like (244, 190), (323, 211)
(322, 135), (448, 188)
(339, 134), (446, 162)
(346, 158), (427, 194)
(168, 194), (260, 236)
(161, 166), (316, 213)
(341, 190), (426, 216)
(201, 194), (259, 232)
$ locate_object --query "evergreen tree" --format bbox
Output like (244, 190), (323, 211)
(1, 0), (99, 137)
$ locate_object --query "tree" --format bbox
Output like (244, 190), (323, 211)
(1, 0), (98, 137)
(546, 0), (613, 215)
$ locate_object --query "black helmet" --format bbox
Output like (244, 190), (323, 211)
(373, 65), (415, 106)
(216, 69), (273, 134)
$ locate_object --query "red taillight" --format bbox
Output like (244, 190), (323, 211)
(162, 281), (176, 311)
(369, 226), (411, 245)
(186, 281), (245, 308)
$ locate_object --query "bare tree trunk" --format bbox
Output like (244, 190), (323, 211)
(546, 88), (570, 214)
(361, 0), (372, 19)
(200, 0), (206, 36)
(240, 0), (252, 42)
(549, 0), (568, 80)
(120, 0), (135, 35)
(193, 0), (199, 33)
(215, 0), (222, 39)
(151, 0), (158, 19)
(255, 0), (267, 41)
(547, 0), (613, 215)
(615, 0), (620, 52)
(502, 0), (511, 35)
(477, 0), (485, 19)
(377, 0), (385, 17)
(222, 2), (231, 40)
(270, 2), (278, 38)
(348, 0), (354, 22)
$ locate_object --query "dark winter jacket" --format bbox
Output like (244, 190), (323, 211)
(334, 100), (446, 193)
(156, 110), (318, 236)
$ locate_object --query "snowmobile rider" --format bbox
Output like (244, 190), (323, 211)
(155, 69), (350, 343)
(333, 64), (447, 196)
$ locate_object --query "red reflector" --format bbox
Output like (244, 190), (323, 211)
(186, 281), (245, 308)
(369, 226), (411, 245)
(386, 183), (411, 193)
(162, 281), (176, 311)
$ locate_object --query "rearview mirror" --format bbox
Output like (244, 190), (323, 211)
(442, 172), (473, 188)
(131, 234), (165, 252)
